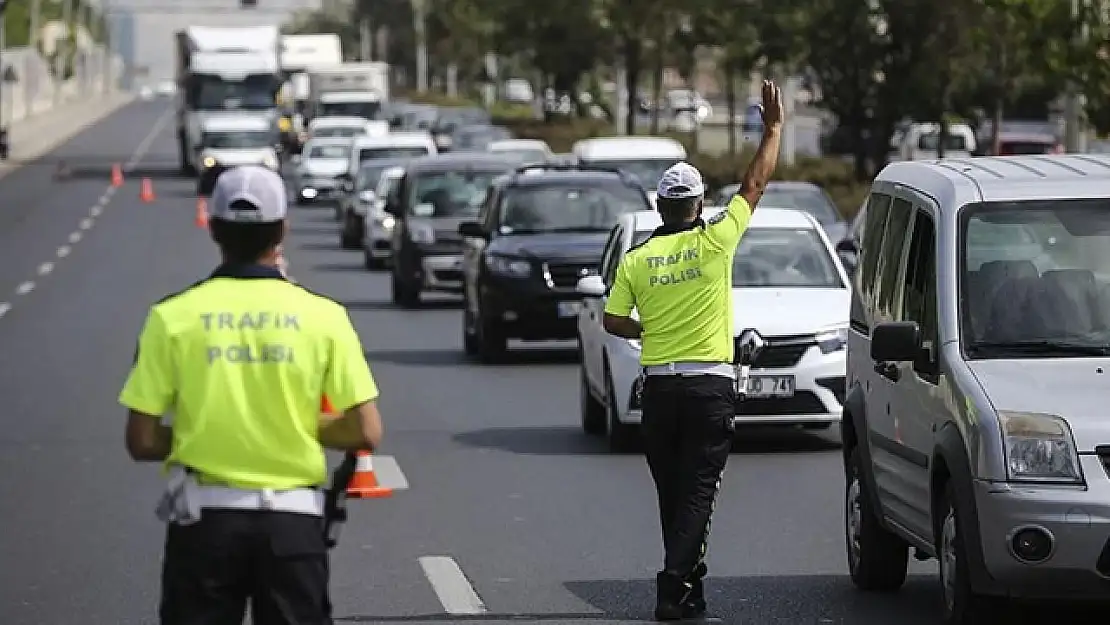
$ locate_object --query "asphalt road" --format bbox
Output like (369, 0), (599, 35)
(0, 101), (1097, 624)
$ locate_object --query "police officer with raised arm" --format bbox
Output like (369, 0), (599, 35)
(120, 165), (384, 625)
(602, 81), (785, 621)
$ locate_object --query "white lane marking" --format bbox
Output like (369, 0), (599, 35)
(370, 455), (410, 491)
(419, 556), (487, 615)
(37, 262), (53, 276)
(125, 106), (174, 170)
(99, 191), (111, 205)
(90, 205), (102, 216)
(15, 281), (34, 295)
(0, 302), (10, 318)
(68, 231), (82, 243)
(79, 218), (93, 230)
(56, 246), (70, 258)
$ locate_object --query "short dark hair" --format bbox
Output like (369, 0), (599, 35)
(209, 200), (285, 264)
(656, 196), (699, 224)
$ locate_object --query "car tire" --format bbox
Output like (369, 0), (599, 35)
(580, 364), (605, 435)
(340, 218), (361, 250)
(477, 314), (507, 364)
(391, 270), (419, 308)
(845, 446), (909, 592)
(363, 249), (383, 270)
(605, 367), (637, 452)
(938, 481), (999, 624)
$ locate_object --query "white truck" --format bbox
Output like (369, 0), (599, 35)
(280, 34), (343, 135)
(307, 62), (390, 124)
(174, 25), (283, 175)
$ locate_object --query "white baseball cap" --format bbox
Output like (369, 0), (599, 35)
(208, 165), (288, 223)
(656, 162), (705, 199)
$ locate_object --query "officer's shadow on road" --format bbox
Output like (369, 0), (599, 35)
(452, 425), (841, 457)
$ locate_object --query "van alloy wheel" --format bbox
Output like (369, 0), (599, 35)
(846, 476), (863, 573)
(940, 510), (958, 612)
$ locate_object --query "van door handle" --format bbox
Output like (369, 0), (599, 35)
(874, 362), (901, 382)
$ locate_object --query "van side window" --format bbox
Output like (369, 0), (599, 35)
(874, 197), (914, 321)
(900, 210), (938, 379)
(857, 193), (891, 308)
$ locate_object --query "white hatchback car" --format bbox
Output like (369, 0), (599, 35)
(576, 207), (852, 450)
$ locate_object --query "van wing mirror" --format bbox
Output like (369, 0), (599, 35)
(870, 321), (921, 362)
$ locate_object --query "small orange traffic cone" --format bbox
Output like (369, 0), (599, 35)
(346, 450), (392, 498)
(139, 178), (155, 203)
(321, 395), (335, 414)
(110, 163), (123, 187)
(194, 197), (208, 228)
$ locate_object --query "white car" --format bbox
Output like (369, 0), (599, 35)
(305, 116), (388, 142)
(486, 138), (552, 164)
(291, 137), (352, 205)
(197, 113), (280, 174)
(361, 165), (405, 269)
(576, 207), (851, 450)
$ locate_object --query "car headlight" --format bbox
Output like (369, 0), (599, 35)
(999, 411), (1082, 483)
(381, 215), (395, 230)
(201, 155), (217, 169)
(815, 324), (848, 354)
(485, 254), (531, 277)
(409, 223), (435, 244)
(262, 152), (278, 169)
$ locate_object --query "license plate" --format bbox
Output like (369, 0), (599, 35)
(557, 301), (582, 318)
(746, 375), (795, 398)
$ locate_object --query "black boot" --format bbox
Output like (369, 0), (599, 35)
(654, 571), (691, 621)
(682, 563), (708, 618)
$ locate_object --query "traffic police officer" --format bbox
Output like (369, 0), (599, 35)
(602, 81), (784, 621)
(120, 165), (384, 625)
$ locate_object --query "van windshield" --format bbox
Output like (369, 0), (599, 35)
(963, 199), (1110, 356)
(203, 130), (273, 149)
(585, 158), (681, 189)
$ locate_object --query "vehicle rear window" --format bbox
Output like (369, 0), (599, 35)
(360, 147), (429, 161)
(498, 183), (649, 234)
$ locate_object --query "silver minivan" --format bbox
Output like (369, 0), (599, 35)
(843, 154), (1110, 623)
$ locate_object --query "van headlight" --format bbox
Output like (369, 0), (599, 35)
(201, 155), (217, 169)
(486, 254), (531, 277)
(262, 152), (279, 170)
(999, 411), (1082, 483)
(815, 324), (848, 353)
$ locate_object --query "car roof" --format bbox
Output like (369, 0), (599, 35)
(201, 115), (271, 131)
(488, 139), (550, 152)
(572, 136), (686, 159)
(500, 167), (641, 188)
(358, 157), (409, 169)
(875, 153), (1110, 207)
(304, 137), (351, 148)
(766, 181), (823, 192)
(404, 152), (522, 173)
(352, 132), (433, 147)
(627, 207), (821, 232)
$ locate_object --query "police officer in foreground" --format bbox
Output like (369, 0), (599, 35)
(602, 80), (784, 621)
(120, 165), (384, 625)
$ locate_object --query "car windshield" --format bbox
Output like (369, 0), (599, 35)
(919, 132), (968, 151)
(761, 186), (841, 224)
(203, 131), (273, 149)
(732, 228), (843, 288)
(359, 146), (429, 161)
(307, 144), (348, 159)
(407, 170), (502, 217)
(497, 183), (649, 234)
(313, 126), (361, 138)
(963, 200), (1110, 355)
(586, 158), (681, 189)
(357, 165), (390, 191)
(193, 77), (275, 111)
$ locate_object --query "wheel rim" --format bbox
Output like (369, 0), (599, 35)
(940, 511), (958, 611)
(846, 474), (863, 572)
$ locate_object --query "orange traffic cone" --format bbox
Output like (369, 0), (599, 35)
(346, 450), (392, 498)
(321, 395), (335, 414)
(110, 163), (123, 187)
(194, 197), (208, 228)
(139, 178), (155, 203)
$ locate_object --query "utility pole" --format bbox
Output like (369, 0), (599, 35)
(102, 0), (113, 94)
(411, 0), (426, 92)
(28, 0), (40, 114)
(1065, 0), (1089, 153)
(359, 15), (371, 61)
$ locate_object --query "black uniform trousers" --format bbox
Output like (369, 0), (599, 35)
(641, 373), (735, 580)
(160, 509), (332, 625)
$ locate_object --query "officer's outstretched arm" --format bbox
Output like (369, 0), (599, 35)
(739, 80), (784, 210)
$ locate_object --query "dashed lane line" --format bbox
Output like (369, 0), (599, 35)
(0, 302), (10, 318)
(56, 246), (70, 258)
(15, 281), (34, 295)
(37, 262), (54, 276)
(419, 556), (487, 615)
